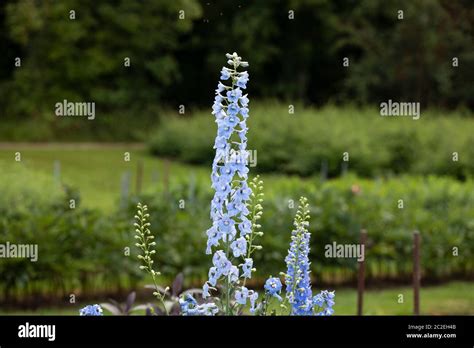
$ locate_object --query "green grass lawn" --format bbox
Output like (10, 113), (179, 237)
(0, 145), (303, 212)
(1, 281), (472, 315)
(0, 145), (205, 212)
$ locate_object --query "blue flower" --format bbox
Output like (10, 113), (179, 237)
(199, 302), (219, 316)
(179, 294), (199, 316)
(239, 218), (252, 236)
(226, 200), (246, 218)
(218, 216), (234, 234)
(242, 258), (253, 278)
(312, 293), (324, 307)
(79, 304), (103, 316)
(212, 101), (222, 115)
(227, 103), (240, 116)
(203, 282), (211, 299)
(220, 163), (236, 177)
(213, 250), (232, 275)
(235, 286), (249, 305)
(312, 290), (335, 316)
(225, 113), (239, 126)
(231, 236), (247, 257)
(236, 72), (249, 89)
(208, 267), (219, 286)
(226, 88), (242, 103)
(240, 94), (249, 107)
(206, 225), (220, 254)
(239, 107), (249, 118)
(220, 68), (231, 80)
(228, 265), (239, 283)
(249, 291), (259, 313)
(264, 277), (282, 300)
(217, 122), (233, 139)
(216, 82), (226, 93)
(214, 136), (228, 151)
(180, 294), (219, 316)
(213, 176), (231, 198)
(235, 183), (252, 200)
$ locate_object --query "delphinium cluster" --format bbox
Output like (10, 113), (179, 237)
(179, 294), (219, 316)
(258, 197), (335, 316)
(77, 54), (334, 318)
(202, 52), (263, 315)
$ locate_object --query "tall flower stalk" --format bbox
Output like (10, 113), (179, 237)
(203, 52), (259, 315)
(134, 203), (169, 315)
(284, 197), (313, 315)
(279, 197), (335, 316)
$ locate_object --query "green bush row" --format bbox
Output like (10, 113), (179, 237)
(131, 174), (474, 285)
(1, 164), (473, 301)
(149, 103), (474, 179)
(0, 164), (140, 301)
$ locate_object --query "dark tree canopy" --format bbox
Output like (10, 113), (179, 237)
(1, 0), (472, 127)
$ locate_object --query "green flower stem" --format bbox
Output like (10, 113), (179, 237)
(134, 203), (169, 315)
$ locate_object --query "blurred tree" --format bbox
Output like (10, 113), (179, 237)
(2, 0), (202, 121)
(337, 0), (474, 108)
(0, 0), (472, 140)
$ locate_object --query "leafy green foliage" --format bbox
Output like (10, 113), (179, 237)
(126, 173), (474, 285)
(0, 164), (139, 302)
(149, 103), (474, 178)
(1, 163), (472, 301)
(1, 0), (201, 136)
(0, 0), (472, 142)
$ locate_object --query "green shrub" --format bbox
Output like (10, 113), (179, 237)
(1, 163), (473, 301)
(127, 173), (474, 284)
(0, 164), (140, 302)
(149, 103), (474, 179)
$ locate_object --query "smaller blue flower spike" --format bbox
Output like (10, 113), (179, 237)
(283, 197), (335, 316)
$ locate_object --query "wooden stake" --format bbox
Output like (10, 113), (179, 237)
(53, 160), (61, 184)
(120, 171), (131, 208)
(357, 229), (367, 316)
(136, 160), (143, 195)
(413, 230), (421, 315)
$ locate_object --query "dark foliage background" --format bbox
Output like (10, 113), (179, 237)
(0, 0), (472, 140)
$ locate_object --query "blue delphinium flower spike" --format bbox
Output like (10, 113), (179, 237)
(204, 52), (254, 310)
(284, 197), (335, 316)
(284, 197), (313, 315)
(313, 290), (336, 316)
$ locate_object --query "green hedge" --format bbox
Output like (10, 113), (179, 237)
(0, 164), (140, 302)
(129, 173), (474, 285)
(1, 164), (473, 301)
(149, 103), (474, 179)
